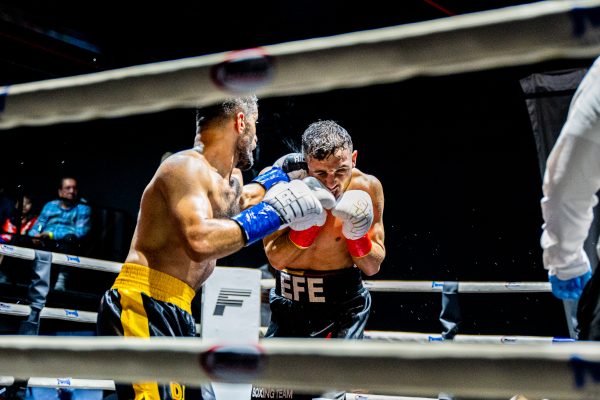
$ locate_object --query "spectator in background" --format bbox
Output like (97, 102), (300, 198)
(0, 194), (38, 244)
(23, 176), (91, 307)
(0, 187), (11, 227)
(28, 176), (91, 250)
(0, 187), (15, 281)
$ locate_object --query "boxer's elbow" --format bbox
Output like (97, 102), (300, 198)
(186, 228), (227, 262)
(360, 263), (380, 276)
(188, 237), (217, 261)
(357, 249), (385, 276)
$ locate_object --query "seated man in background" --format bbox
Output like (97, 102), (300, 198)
(18, 176), (91, 335)
(29, 176), (91, 252)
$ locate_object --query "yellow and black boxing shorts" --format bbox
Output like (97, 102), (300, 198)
(97, 263), (199, 400)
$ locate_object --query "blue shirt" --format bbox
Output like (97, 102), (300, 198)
(29, 199), (91, 241)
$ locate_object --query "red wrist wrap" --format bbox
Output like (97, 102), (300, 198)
(289, 225), (323, 249)
(347, 234), (372, 257)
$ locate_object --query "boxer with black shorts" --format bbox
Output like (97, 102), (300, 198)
(255, 120), (386, 400)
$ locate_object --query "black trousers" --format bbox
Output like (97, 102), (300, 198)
(578, 264), (600, 340)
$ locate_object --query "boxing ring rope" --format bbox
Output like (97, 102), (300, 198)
(0, 244), (122, 273)
(262, 279), (552, 293)
(0, 295), (572, 344)
(1, 0), (600, 129)
(0, 298), (573, 345)
(0, 336), (599, 399)
(0, 376), (116, 391)
(0, 243), (552, 293)
(345, 396), (439, 400)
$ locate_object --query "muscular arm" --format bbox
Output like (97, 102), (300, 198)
(354, 177), (385, 276)
(158, 158), (246, 262)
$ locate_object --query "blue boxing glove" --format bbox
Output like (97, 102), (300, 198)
(231, 179), (324, 245)
(549, 270), (592, 300)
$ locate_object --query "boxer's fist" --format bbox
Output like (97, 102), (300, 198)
(232, 179), (325, 245)
(273, 152), (308, 180)
(288, 177), (335, 231)
(303, 177), (336, 210)
(332, 190), (374, 240)
(263, 179), (323, 226)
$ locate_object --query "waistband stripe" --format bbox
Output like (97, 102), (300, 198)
(112, 263), (195, 314)
(276, 267), (363, 303)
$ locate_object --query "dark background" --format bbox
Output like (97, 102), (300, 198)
(0, 0), (595, 337)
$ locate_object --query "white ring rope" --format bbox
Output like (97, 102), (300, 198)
(0, 244), (122, 273)
(18, 377), (115, 391)
(345, 395), (437, 400)
(363, 331), (573, 344)
(262, 279), (552, 293)
(0, 302), (96, 324)
(1, 0), (599, 129)
(0, 244), (552, 293)
(0, 336), (598, 399)
(0, 377), (439, 400)
(0, 299), (570, 345)
(0, 376), (441, 400)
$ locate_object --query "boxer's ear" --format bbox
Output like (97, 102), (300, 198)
(235, 112), (245, 135)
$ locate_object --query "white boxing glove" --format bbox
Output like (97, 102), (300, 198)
(302, 177), (336, 210)
(287, 177), (336, 231)
(263, 179), (323, 227)
(331, 190), (374, 240)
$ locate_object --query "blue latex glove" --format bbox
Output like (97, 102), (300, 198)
(549, 270), (592, 300)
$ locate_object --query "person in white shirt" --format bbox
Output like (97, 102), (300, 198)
(541, 56), (600, 340)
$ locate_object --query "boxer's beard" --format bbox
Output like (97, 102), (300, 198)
(236, 125), (255, 171)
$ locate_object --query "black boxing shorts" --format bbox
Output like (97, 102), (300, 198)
(254, 268), (369, 400)
(265, 267), (371, 339)
(96, 263), (201, 400)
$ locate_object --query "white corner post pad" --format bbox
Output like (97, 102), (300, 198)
(201, 266), (262, 400)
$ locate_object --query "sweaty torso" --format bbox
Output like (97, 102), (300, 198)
(281, 169), (375, 272)
(125, 150), (242, 290)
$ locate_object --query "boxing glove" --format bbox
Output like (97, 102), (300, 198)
(288, 177), (336, 249)
(331, 190), (374, 257)
(232, 179), (323, 245)
(273, 152), (308, 180)
(250, 152), (308, 191)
